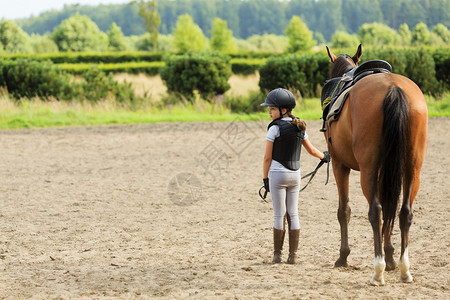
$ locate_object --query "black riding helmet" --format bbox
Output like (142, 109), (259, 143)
(260, 88), (296, 109)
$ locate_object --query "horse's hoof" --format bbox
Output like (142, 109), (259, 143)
(370, 274), (385, 286)
(400, 273), (414, 283)
(334, 259), (348, 267)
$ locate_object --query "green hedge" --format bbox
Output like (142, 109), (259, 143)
(259, 53), (330, 98)
(431, 48), (450, 91)
(230, 58), (266, 75)
(3, 51), (277, 64)
(363, 48), (442, 95)
(58, 59), (263, 75)
(2, 51), (165, 64)
(59, 61), (164, 75)
(227, 51), (281, 59)
(1, 48), (448, 101)
(259, 48), (450, 97)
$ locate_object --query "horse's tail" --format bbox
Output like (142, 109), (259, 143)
(379, 87), (409, 231)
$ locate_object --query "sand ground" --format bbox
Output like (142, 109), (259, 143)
(0, 118), (448, 299)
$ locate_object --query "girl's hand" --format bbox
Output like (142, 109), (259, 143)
(263, 178), (270, 192)
(321, 151), (331, 163)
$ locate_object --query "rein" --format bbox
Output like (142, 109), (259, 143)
(300, 158), (330, 192)
(258, 186), (269, 203)
(258, 159), (330, 202)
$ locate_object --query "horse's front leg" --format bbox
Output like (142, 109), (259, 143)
(362, 171), (385, 286)
(333, 162), (351, 267)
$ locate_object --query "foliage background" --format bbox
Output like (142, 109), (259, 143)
(16, 0), (450, 41)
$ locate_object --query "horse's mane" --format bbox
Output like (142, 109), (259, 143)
(330, 56), (354, 78)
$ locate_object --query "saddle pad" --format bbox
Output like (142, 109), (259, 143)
(321, 78), (342, 109)
(326, 86), (353, 126)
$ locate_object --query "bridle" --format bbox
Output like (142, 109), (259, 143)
(342, 54), (357, 68)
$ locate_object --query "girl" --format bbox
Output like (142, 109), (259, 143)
(261, 88), (329, 264)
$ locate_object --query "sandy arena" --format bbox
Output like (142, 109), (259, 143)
(0, 118), (448, 299)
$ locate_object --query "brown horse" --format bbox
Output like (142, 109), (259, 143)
(324, 45), (428, 285)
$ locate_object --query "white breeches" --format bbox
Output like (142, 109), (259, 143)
(269, 171), (301, 230)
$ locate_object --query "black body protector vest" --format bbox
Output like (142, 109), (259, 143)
(268, 119), (305, 171)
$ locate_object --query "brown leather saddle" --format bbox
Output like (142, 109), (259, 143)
(320, 60), (392, 132)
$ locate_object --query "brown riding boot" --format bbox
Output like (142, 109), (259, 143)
(272, 228), (285, 263)
(287, 229), (300, 264)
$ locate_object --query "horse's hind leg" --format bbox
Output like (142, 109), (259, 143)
(383, 222), (396, 271)
(398, 174), (420, 283)
(333, 163), (352, 267)
(399, 111), (427, 283)
(361, 170), (386, 286)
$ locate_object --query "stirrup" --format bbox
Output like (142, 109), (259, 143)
(320, 119), (327, 132)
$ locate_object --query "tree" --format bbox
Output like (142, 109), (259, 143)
(398, 0), (426, 30)
(30, 34), (59, 53)
(313, 32), (326, 45)
(12, 0), (450, 41)
(398, 23), (412, 46)
(284, 16), (316, 53)
(343, 0), (383, 33)
(258, 0), (288, 36)
(173, 14), (208, 52)
(233, 38), (258, 51)
(107, 22), (128, 51)
(131, 0), (161, 48)
(51, 14), (107, 51)
(238, 0), (260, 39)
(358, 22), (399, 46)
(331, 30), (360, 48)
(134, 32), (174, 51)
(432, 23), (450, 44)
(0, 20), (31, 53)
(247, 34), (288, 52)
(192, 0), (216, 37)
(426, 0), (450, 29)
(210, 18), (236, 52)
(380, 0), (402, 29)
(156, 34), (174, 52)
(216, 0), (241, 37)
(313, 0), (343, 41)
(411, 22), (431, 46)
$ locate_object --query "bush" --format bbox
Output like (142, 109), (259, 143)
(224, 91), (266, 113)
(160, 51), (232, 100)
(259, 53), (329, 97)
(0, 58), (136, 102)
(78, 66), (136, 103)
(432, 48), (450, 91)
(0, 58), (73, 100)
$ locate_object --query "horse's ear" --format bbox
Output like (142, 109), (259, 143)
(326, 46), (337, 63)
(352, 44), (362, 65)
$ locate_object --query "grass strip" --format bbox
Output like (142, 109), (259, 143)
(0, 94), (448, 130)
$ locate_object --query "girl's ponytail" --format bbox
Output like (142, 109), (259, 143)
(287, 111), (307, 131)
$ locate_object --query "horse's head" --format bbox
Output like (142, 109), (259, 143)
(326, 44), (362, 78)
